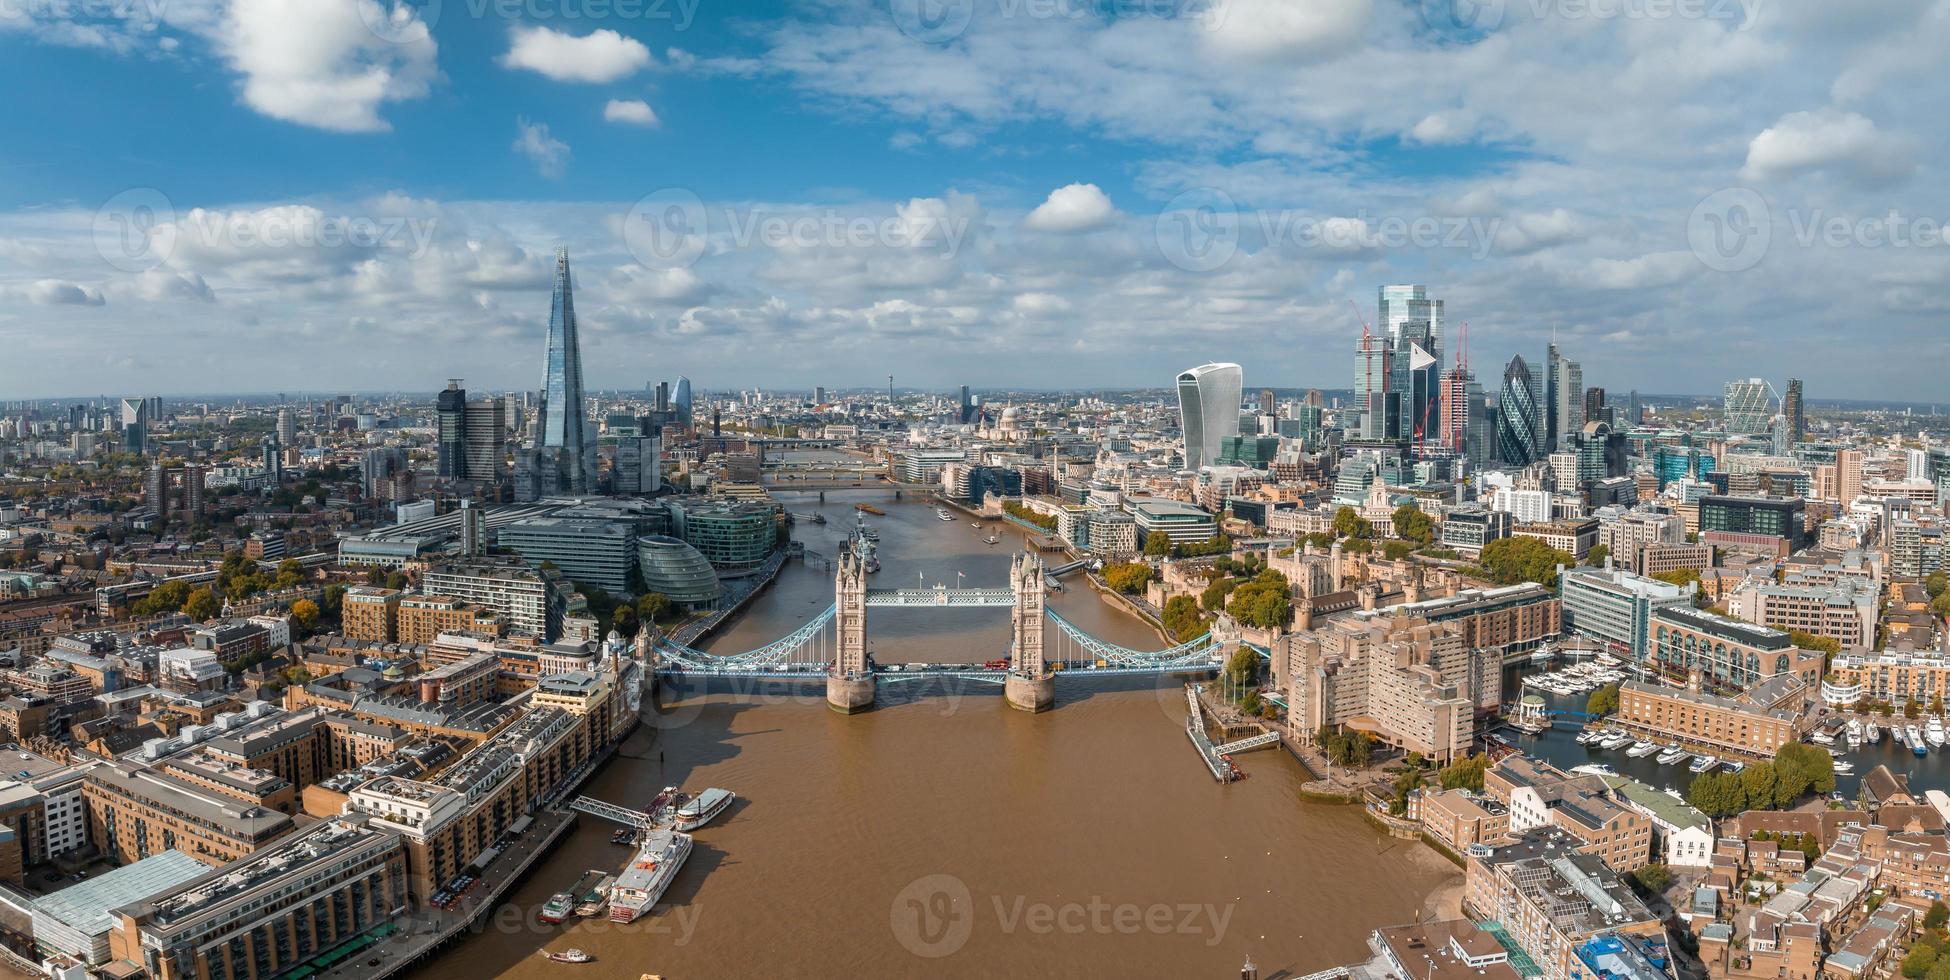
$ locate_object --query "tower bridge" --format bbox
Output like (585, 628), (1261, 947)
(647, 550), (1234, 713)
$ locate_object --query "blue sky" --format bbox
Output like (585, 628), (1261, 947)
(1, 0), (1947, 401)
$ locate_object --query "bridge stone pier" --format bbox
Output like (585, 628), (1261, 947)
(1004, 551), (1054, 712)
(826, 547), (875, 713)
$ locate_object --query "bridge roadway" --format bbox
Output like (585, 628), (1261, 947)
(862, 587), (1016, 607)
(653, 660), (1222, 680)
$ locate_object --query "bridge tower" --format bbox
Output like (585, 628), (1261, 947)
(1005, 550), (1055, 712)
(827, 547), (875, 713)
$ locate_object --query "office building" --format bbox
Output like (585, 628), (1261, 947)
(1722, 377), (1775, 434)
(1381, 285), (1443, 444)
(1783, 378), (1804, 444)
(1549, 352), (1582, 453)
(462, 396), (507, 483)
(536, 248), (594, 493)
(110, 819), (409, 980)
(1559, 566), (1693, 662)
(612, 433), (662, 495)
(668, 498), (778, 576)
(29, 850), (208, 967)
(1699, 494), (1806, 550)
(1649, 607), (1818, 693)
(436, 381), (466, 478)
(1496, 356), (1543, 466)
(1176, 362), (1243, 469)
(497, 516), (639, 594)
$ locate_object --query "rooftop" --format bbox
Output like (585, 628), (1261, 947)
(30, 850), (207, 935)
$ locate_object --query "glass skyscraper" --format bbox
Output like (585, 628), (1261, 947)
(1176, 362), (1242, 470)
(536, 248), (593, 493)
(1497, 355), (1543, 466)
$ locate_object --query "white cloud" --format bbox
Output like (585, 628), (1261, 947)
(1740, 109), (1917, 185)
(23, 280), (107, 306)
(603, 99), (660, 127)
(218, 0), (437, 132)
(513, 119), (571, 178)
(1022, 184), (1116, 233)
(1201, 0), (1372, 62)
(501, 26), (652, 83)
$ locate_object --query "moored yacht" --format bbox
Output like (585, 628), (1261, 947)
(1626, 739), (1659, 758)
(1688, 754), (1718, 773)
(674, 788), (735, 832)
(1655, 747), (1690, 766)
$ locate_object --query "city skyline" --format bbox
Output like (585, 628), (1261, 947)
(4, 4), (1950, 400)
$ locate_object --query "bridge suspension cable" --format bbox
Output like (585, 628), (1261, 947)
(1043, 609), (1221, 669)
(653, 604), (837, 674)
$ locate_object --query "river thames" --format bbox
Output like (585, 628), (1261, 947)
(417, 491), (1461, 979)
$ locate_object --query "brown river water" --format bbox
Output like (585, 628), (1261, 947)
(413, 491), (1460, 980)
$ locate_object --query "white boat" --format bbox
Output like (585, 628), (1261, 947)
(1907, 724), (1925, 747)
(1656, 748), (1690, 766)
(1832, 760), (1855, 774)
(1600, 733), (1633, 751)
(1865, 722), (1881, 745)
(608, 829), (693, 923)
(1846, 719), (1863, 741)
(1929, 718), (1945, 747)
(542, 949), (594, 964)
(937, 508), (956, 521)
(1577, 728), (1607, 745)
(1688, 754), (1718, 773)
(1627, 740), (1660, 758)
(1810, 728), (1836, 745)
(674, 788), (735, 832)
(1722, 760), (1745, 774)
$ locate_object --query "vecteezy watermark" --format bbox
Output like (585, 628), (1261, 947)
(890, 0), (1228, 44)
(357, 0), (699, 44)
(92, 188), (440, 274)
(1687, 188), (1950, 273)
(890, 873), (1234, 958)
(623, 188), (975, 270)
(1154, 189), (1506, 272)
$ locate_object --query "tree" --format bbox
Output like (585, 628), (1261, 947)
(1162, 595), (1206, 643)
(1438, 754), (1491, 792)
(1653, 567), (1701, 589)
(1479, 536), (1573, 586)
(1586, 683), (1620, 716)
(1927, 571), (1948, 600)
(636, 592), (671, 624)
(1925, 901), (1949, 931)
(1630, 863), (1671, 896)
(1225, 647), (1259, 691)
(1200, 577), (1236, 612)
(289, 599), (320, 631)
(1143, 530), (1173, 557)
(1933, 590), (1950, 621)
(1780, 629), (1840, 657)
(1225, 570), (1292, 629)
(1586, 543), (1609, 567)
(274, 558), (305, 589)
(1103, 562), (1155, 595)
(321, 584), (346, 616)
(1739, 761), (1778, 810)
(1382, 540), (1416, 561)
(182, 586), (221, 622)
(1391, 505), (1434, 546)
(1332, 506), (1372, 540)
(1903, 945), (1939, 980)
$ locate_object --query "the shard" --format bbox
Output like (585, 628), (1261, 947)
(537, 247), (593, 492)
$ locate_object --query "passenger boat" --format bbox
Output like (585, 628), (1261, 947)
(609, 829), (693, 924)
(541, 949), (594, 963)
(1688, 754), (1718, 773)
(674, 788), (735, 832)
(937, 508), (956, 521)
(539, 891), (575, 924)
